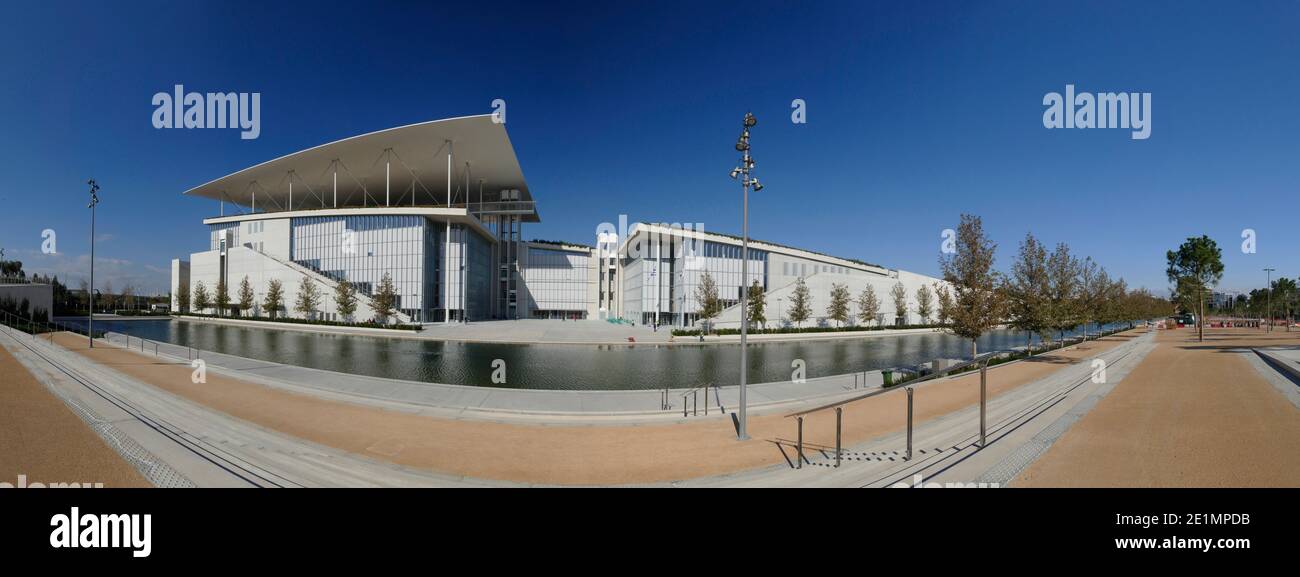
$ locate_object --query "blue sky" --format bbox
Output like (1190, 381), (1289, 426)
(1, 1), (1296, 295)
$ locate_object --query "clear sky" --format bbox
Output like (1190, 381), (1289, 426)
(1, 1), (1296, 295)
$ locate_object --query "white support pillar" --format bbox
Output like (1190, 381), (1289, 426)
(252, 190), (256, 213)
(289, 180), (293, 211)
(462, 224), (469, 323)
(332, 164), (338, 208)
(445, 143), (452, 324)
(385, 156), (390, 207)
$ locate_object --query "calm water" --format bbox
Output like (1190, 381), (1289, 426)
(67, 319), (1116, 391)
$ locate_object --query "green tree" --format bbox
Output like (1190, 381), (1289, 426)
(1076, 257), (1107, 340)
(0, 247), (25, 279)
(192, 281), (210, 313)
(890, 281), (908, 326)
(857, 285), (881, 326)
(1166, 235), (1224, 342)
(1046, 243), (1082, 346)
(1006, 233), (1050, 354)
(262, 279), (284, 319)
(176, 282), (190, 313)
(746, 280), (766, 330)
(372, 272), (398, 323)
(694, 271), (721, 333)
(935, 283), (952, 326)
(334, 278), (359, 322)
(78, 279), (91, 311)
(915, 284), (933, 325)
(294, 276), (321, 319)
(121, 284), (136, 312)
(1272, 277), (1297, 332)
(214, 280), (230, 317)
(827, 282), (850, 327)
(1098, 277), (1128, 329)
(238, 276), (255, 317)
(102, 280), (114, 311)
(788, 277), (812, 328)
(939, 214), (1006, 357)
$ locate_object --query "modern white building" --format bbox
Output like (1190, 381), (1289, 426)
(519, 241), (598, 319)
(171, 115), (944, 327)
(600, 223), (948, 329)
(172, 115), (536, 323)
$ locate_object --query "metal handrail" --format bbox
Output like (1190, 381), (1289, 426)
(1, 310), (196, 363)
(786, 349), (1016, 418)
(780, 326), (1128, 467)
(786, 348), (1019, 469)
(680, 382), (717, 417)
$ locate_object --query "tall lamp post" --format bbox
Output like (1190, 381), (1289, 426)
(87, 179), (100, 348)
(1265, 268), (1275, 332)
(730, 112), (763, 441)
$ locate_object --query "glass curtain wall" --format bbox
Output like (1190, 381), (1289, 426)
(291, 215), (428, 321)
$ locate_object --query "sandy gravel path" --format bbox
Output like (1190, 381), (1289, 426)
(0, 335), (148, 487)
(1016, 327), (1300, 487)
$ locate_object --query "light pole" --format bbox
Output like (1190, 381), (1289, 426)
(87, 179), (100, 348)
(730, 112), (762, 441)
(1265, 268), (1275, 332)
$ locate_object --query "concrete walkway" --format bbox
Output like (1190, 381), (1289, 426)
(679, 329), (1157, 487)
(1015, 327), (1300, 487)
(1252, 345), (1300, 409)
(5, 328), (514, 487)
(0, 329), (148, 487)
(99, 329), (897, 422)
(47, 329), (1136, 486)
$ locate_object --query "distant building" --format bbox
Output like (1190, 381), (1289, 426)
(1210, 291), (1233, 310)
(603, 223), (945, 328)
(171, 115), (945, 327)
(0, 278), (53, 321)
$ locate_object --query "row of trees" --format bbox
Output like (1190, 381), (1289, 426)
(941, 214), (1174, 356)
(183, 272), (401, 324)
(688, 215), (1173, 349)
(2, 248), (169, 314)
(1196, 277), (1296, 333)
(1226, 280), (1298, 330)
(691, 273), (945, 332)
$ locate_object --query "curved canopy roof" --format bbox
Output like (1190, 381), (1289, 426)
(183, 114), (538, 222)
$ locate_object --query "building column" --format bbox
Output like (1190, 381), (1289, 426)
(445, 142), (452, 324)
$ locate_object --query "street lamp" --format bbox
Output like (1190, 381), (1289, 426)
(87, 179), (100, 348)
(730, 112), (760, 441)
(1265, 268), (1275, 332)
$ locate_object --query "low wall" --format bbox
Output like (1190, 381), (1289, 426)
(0, 283), (53, 321)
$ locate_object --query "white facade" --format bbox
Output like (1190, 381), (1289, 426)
(169, 117), (947, 330)
(604, 223), (949, 329)
(519, 242), (597, 319)
(172, 209), (506, 324)
(169, 259), (190, 312)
